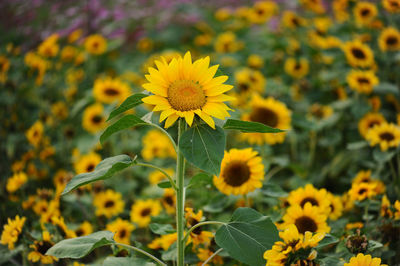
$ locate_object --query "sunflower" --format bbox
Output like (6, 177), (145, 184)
(344, 253), (387, 266)
(395, 200), (400, 219)
(308, 103), (333, 120)
(74, 152), (101, 174)
(60, 45), (77, 62)
(342, 40), (374, 68)
(282, 203), (330, 235)
(366, 123), (400, 151)
(353, 2), (377, 26)
(232, 67), (265, 107)
(148, 233), (177, 251)
(161, 188), (176, 214)
(37, 34), (59, 58)
(213, 148), (264, 195)
(82, 103), (106, 134)
(142, 51), (234, 128)
(281, 11), (307, 29)
(348, 182), (377, 201)
(383, 0), (400, 13)
(299, 0), (325, 14)
(287, 184), (331, 214)
(51, 216), (76, 238)
(6, 172), (28, 193)
(381, 195), (393, 218)
(149, 168), (174, 185)
(248, 1), (278, 24)
(137, 37), (154, 53)
(352, 170), (386, 195)
(347, 70), (378, 95)
(130, 199), (162, 228)
(84, 34), (107, 55)
(326, 192), (343, 220)
(74, 221), (93, 237)
(26, 121), (44, 147)
(358, 112), (386, 138)
(53, 170), (73, 195)
(214, 31), (242, 53)
(27, 231), (58, 264)
(93, 77), (131, 104)
(93, 189), (125, 218)
(197, 248), (224, 265)
(106, 218), (135, 245)
(141, 130), (176, 161)
(185, 208), (214, 247)
(378, 27), (400, 52)
(284, 58), (309, 79)
(241, 94), (291, 145)
(247, 54), (264, 69)
(0, 215), (26, 250)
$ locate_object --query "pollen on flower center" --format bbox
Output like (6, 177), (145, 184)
(167, 80), (206, 111)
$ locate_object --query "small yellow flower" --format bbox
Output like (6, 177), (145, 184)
(130, 199), (161, 228)
(342, 40), (374, 68)
(6, 172), (28, 193)
(26, 121), (44, 148)
(141, 130), (176, 161)
(106, 218), (135, 245)
(82, 103), (106, 134)
(366, 123), (400, 151)
(1, 215), (26, 250)
(346, 70), (379, 94)
(74, 152), (101, 174)
(378, 27), (400, 52)
(344, 253), (387, 266)
(382, 0), (400, 13)
(93, 189), (125, 218)
(148, 233), (177, 251)
(284, 58), (309, 79)
(93, 77), (131, 104)
(75, 221), (93, 237)
(353, 2), (378, 26)
(84, 34), (107, 55)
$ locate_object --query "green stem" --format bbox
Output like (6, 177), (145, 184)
(389, 159), (399, 195)
(265, 166), (283, 181)
(201, 248), (223, 266)
(136, 162), (178, 190)
(308, 131), (317, 168)
(176, 119), (186, 266)
(182, 221), (225, 244)
(114, 243), (166, 266)
(148, 123), (178, 152)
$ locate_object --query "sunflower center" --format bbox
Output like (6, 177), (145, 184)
(294, 63), (301, 70)
(249, 107), (278, 127)
(386, 36), (398, 45)
(167, 80), (206, 111)
(360, 8), (370, 17)
(222, 160), (251, 187)
(295, 216), (318, 234)
(358, 188), (367, 195)
(351, 48), (366, 59)
(292, 18), (299, 26)
(104, 87), (120, 96)
(164, 196), (174, 206)
(300, 197), (319, 207)
(330, 204), (335, 212)
(75, 229), (84, 236)
(357, 77), (370, 84)
(92, 115), (103, 124)
(105, 200), (115, 208)
(37, 241), (53, 255)
(239, 83), (250, 92)
(380, 132), (395, 141)
(119, 229), (127, 238)
(367, 120), (380, 128)
(86, 164), (95, 172)
(141, 208), (151, 217)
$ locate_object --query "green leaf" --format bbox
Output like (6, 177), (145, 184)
(62, 155), (136, 195)
(346, 141), (368, 150)
(179, 124), (226, 176)
(100, 115), (148, 144)
(368, 240), (383, 251)
(372, 148), (396, 163)
(374, 82), (399, 96)
(149, 223), (176, 235)
(107, 93), (147, 121)
(317, 234), (339, 249)
(223, 119), (284, 133)
(187, 172), (212, 188)
(46, 231), (114, 259)
(215, 207), (280, 266)
(262, 183), (288, 198)
(157, 181), (172, 189)
(103, 257), (156, 266)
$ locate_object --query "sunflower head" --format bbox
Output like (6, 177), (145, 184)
(130, 199), (162, 228)
(342, 40), (374, 68)
(378, 27), (400, 52)
(106, 218), (135, 245)
(93, 189), (125, 218)
(366, 123), (400, 151)
(344, 253), (387, 266)
(354, 2), (378, 26)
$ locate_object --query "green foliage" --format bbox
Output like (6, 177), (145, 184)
(223, 119), (284, 133)
(107, 93), (147, 121)
(100, 115), (148, 144)
(149, 223), (176, 235)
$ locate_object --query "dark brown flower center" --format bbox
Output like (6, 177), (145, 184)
(75, 229), (84, 236)
(367, 120), (380, 129)
(360, 8), (371, 17)
(119, 229), (127, 238)
(92, 115), (103, 124)
(358, 188), (367, 195)
(86, 164), (95, 172)
(380, 132), (395, 141)
(238, 83), (250, 92)
(249, 107), (278, 127)
(351, 48), (366, 59)
(105, 200), (115, 208)
(104, 87), (120, 96)
(141, 208), (151, 217)
(357, 77), (370, 84)
(300, 197), (319, 208)
(222, 161), (251, 187)
(295, 216), (318, 234)
(386, 36), (398, 46)
(37, 241), (53, 255)
(164, 196), (174, 206)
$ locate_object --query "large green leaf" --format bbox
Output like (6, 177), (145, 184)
(46, 231), (115, 259)
(100, 115), (148, 144)
(223, 119), (284, 133)
(149, 223), (176, 235)
(107, 93), (147, 121)
(103, 257), (156, 266)
(62, 155), (136, 195)
(179, 124), (225, 176)
(215, 208), (280, 266)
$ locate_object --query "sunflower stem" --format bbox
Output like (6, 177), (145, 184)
(114, 243), (166, 266)
(176, 119), (186, 266)
(182, 221), (225, 244)
(136, 162), (178, 190)
(201, 248), (223, 266)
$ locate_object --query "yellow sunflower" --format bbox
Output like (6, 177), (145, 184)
(74, 152), (101, 174)
(51, 216), (76, 238)
(378, 27), (400, 52)
(342, 40), (374, 68)
(214, 31), (242, 53)
(234, 67), (265, 94)
(60, 45), (77, 62)
(6, 172), (28, 193)
(299, 0), (325, 14)
(395, 200), (400, 219)
(26, 121), (44, 148)
(82, 103), (106, 134)
(185, 208), (214, 247)
(141, 129), (176, 161)
(0, 215), (26, 250)
(241, 94), (291, 145)
(358, 112), (386, 138)
(281, 203), (331, 235)
(213, 148), (265, 195)
(197, 247), (224, 265)
(37, 34), (59, 58)
(130, 199), (162, 228)
(348, 182), (377, 201)
(344, 253), (387, 266)
(84, 34), (107, 55)
(247, 54), (264, 69)
(93, 77), (131, 104)
(366, 123), (400, 151)
(326, 192), (343, 221)
(148, 233), (177, 251)
(161, 188), (176, 214)
(106, 218), (135, 245)
(93, 189), (125, 218)
(287, 184), (331, 214)
(142, 51), (234, 128)
(381, 195), (393, 218)
(353, 2), (378, 26)
(74, 221), (93, 237)
(281, 11), (307, 29)
(248, 1), (278, 24)
(284, 58), (309, 79)
(346, 70), (379, 94)
(27, 231), (58, 264)
(308, 103), (334, 120)
(383, 0), (400, 13)
(149, 168), (174, 185)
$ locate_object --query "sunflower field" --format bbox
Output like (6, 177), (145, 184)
(2, 0), (400, 265)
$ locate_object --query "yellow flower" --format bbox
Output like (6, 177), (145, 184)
(148, 233), (177, 251)
(93, 189), (125, 218)
(213, 148), (264, 196)
(197, 247), (224, 265)
(6, 172), (28, 193)
(26, 121), (44, 148)
(287, 184), (331, 214)
(37, 34), (59, 58)
(185, 208), (214, 247)
(106, 218), (135, 245)
(358, 112), (386, 138)
(68, 29), (83, 43)
(394, 200), (400, 219)
(215, 8), (231, 21)
(347, 70), (378, 94)
(74, 152), (101, 174)
(194, 34), (213, 47)
(28, 231), (58, 264)
(84, 34), (107, 55)
(51, 216), (76, 238)
(74, 221), (93, 237)
(344, 253), (387, 266)
(137, 37), (154, 52)
(382, 0), (400, 13)
(353, 2), (378, 26)
(51, 101), (68, 120)
(247, 54), (264, 69)
(348, 182), (377, 201)
(149, 168), (174, 185)
(1, 215), (26, 250)
(0, 55), (10, 83)
(300, 0), (325, 14)
(345, 222), (364, 230)
(366, 123), (400, 151)
(93, 77), (131, 104)
(308, 103), (334, 120)
(326, 192), (343, 221)
(342, 40), (374, 68)
(214, 32), (242, 53)
(141, 129), (176, 161)
(241, 94), (291, 145)
(82, 103), (106, 134)
(284, 58), (309, 79)
(161, 188), (176, 214)
(378, 27), (400, 52)
(60, 45), (78, 62)
(381, 195), (393, 218)
(281, 11), (307, 29)
(248, 1), (278, 24)
(130, 199), (161, 228)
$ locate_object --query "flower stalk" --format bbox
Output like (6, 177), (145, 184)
(176, 119), (186, 266)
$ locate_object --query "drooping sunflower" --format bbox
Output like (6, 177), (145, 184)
(26, 121), (44, 147)
(286, 184), (331, 214)
(241, 94), (291, 145)
(344, 253), (387, 266)
(93, 77), (131, 104)
(342, 40), (374, 68)
(347, 70), (379, 94)
(82, 103), (106, 134)
(27, 231), (58, 264)
(0, 215), (26, 250)
(358, 112), (386, 138)
(93, 189), (125, 218)
(74, 221), (93, 237)
(74, 152), (101, 174)
(106, 218), (135, 245)
(348, 182), (377, 201)
(130, 199), (162, 228)
(213, 148), (265, 195)
(84, 34), (107, 55)
(142, 51), (234, 128)
(161, 188), (176, 214)
(366, 123), (400, 151)
(6, 172), (28, 193)
(284, 57), (309, 79)
(282, 203), (331, 235)
(353, 2), (377, 26)
(378, 27), (400, 52)
(383, 0), (400, 13)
